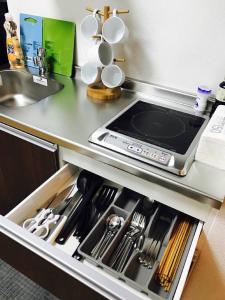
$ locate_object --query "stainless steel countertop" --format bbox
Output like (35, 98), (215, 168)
(0, 71), (224, 207)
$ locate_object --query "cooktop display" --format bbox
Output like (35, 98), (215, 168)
(89, 99), (208, 176)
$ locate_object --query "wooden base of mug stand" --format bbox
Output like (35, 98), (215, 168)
(87, 83), (121, 102)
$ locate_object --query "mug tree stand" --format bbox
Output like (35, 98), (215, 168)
(87, 82), (121, 102)
(86, 6), (128, 102)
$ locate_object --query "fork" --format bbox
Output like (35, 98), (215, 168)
(116, 217), (146, 272)
(73, 185), (118, 240)
(139, 216), (170, 268)
(110, 212), (146, 272)
(109, 212), (141, 266)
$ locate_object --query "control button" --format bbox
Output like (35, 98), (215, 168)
(136, 148), (142, 153)
(159, 153), (171, 164)
(127, 145), (142, 154)
(159, 156), (166, 162)
(149, 153), (158, 160)
(142, 151), (150, 157)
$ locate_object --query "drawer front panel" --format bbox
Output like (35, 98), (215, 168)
(0, 217), (148, 300)
(0, 231), (106, 300)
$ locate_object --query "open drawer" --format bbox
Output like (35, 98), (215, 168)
(0, 163), (203, 300)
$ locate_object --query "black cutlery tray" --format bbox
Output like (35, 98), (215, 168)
(78, 188), (198, 299)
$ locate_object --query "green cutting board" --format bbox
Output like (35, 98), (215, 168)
(43, 17), (75, 77)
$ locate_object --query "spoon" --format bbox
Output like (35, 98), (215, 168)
(91, 214), (117, 258)
(91, 214), (124, 259)
(97, 215), (124, 258)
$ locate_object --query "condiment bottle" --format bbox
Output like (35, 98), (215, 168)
(4, 13), (24, 69)
(194, 85), (211, 113)
(210, 78), (225, 116)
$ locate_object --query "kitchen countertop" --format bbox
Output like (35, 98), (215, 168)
(0, 70), (225, 209)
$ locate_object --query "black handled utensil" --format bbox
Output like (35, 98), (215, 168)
(46, 191), (82, 243)
(74, 185), (118, 239)
(72, 185), (118, 259)
(90, 185), (118, 227)
(55, 170), (103, 244)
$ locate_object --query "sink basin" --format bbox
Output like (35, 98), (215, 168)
(0, 69), (63, 107)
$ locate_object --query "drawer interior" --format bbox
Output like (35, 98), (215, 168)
(5, 163), (200, 300)
(6, 164), (80, 225)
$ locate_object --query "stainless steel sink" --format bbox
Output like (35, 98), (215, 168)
(0, 69), (63, 107)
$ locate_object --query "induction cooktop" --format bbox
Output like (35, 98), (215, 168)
(89, 99), (209, 176)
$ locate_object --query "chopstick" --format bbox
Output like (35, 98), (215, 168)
(156, 216), (192, 292)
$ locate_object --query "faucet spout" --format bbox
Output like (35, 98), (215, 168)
(33, 48), (48, 77)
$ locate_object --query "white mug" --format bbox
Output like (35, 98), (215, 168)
(81, 62), (101, 85)
(81, 9), (101, 40)
(102, 9), (129, 44)
(101, 64), (125, 88)
(87, 37), (113, 67)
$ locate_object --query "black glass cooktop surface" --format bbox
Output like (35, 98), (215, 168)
(106, 101), (205, 155)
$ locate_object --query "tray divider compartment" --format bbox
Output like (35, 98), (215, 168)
(123, 207), (178, 292)
(100, 197), (156, 276)
(148, 216), (198, 299)
(100, 212), (134, 277)
(121, 204), (161, 287)
(78, 205), (130, 265)
(124, 253), (160, 296)
(143, 204), (161, 237)
(114, 188), (146, 212)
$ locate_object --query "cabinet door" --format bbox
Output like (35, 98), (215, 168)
(0, 125), (58, 215)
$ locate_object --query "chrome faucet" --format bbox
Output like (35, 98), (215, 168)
(33, 48), (48, 77)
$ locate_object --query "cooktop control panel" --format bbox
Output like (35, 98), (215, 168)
(104, 134), (171, 165)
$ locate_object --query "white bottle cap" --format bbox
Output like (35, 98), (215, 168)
(4, 13), (13, 21)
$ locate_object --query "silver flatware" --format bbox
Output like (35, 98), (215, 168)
(91, 214), (124, 259)
(110, 212), (146, 272)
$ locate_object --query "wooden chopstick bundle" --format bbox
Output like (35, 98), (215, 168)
(156, 216), (192, 292)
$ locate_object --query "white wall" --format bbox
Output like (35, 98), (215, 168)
(7, 0), (225, 94)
